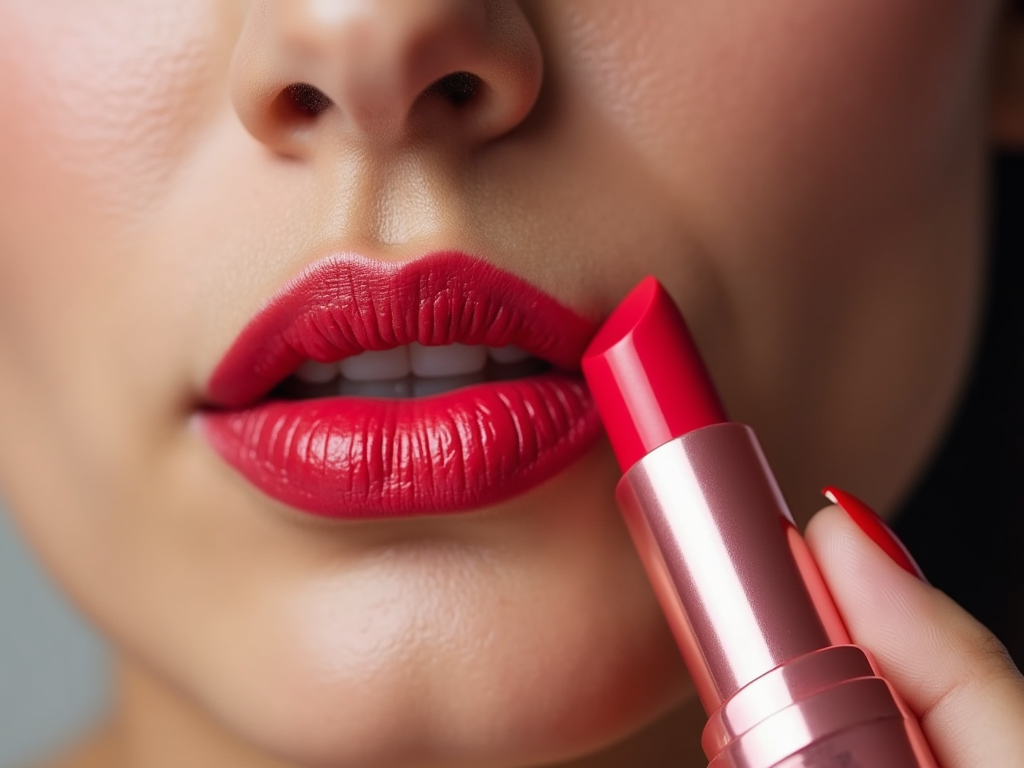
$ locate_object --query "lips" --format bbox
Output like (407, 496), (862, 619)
(200, 251), (603, 518)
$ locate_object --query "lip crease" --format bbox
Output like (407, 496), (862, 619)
(199, 251), (603, 518)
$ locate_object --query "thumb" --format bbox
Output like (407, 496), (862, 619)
(805, 488), (1024, 768)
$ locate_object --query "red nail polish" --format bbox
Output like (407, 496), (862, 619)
(822, 486), (926, 581)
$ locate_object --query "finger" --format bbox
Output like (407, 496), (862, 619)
(805, 493), (1024, 768)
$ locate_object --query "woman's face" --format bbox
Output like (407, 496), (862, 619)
(0, 1), (1002, 765)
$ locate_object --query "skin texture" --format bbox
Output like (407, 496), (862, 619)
(0, 1), (1021, 766)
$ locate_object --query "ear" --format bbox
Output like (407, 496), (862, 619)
(991, 3), (1024, 147)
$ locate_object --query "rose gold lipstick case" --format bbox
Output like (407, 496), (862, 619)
(617, 422), (937, 767)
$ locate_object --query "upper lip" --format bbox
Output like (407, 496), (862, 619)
(206, 250), (598, 408)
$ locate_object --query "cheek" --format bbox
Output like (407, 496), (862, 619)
(0, 1), (236, 220)
(539, 0), (993, 514)
(550, 0), (994, 221)
(0, 1), (237, 373)
(0, 2), (239, 611)
(0, 0), (239, 479)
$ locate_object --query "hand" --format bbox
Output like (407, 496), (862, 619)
(805, 489), (1024, 767)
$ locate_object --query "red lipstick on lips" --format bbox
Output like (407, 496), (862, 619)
(582, 278), (937, 767)
(201, 252), (602, 518)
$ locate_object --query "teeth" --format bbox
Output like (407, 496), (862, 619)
(409, 343), (487, 378)
(487, 345), (531, 365)
(339, 377), (414, 399)
(338, 347), (410, 381)
(289, 342), (536, 399)
(295, 359), (339, 384)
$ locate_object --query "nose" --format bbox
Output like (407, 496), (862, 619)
(231, 0), (543, 156)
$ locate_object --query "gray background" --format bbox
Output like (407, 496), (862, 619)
(0, 497), (109, 768)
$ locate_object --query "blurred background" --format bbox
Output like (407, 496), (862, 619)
(0, 497), (109, 768)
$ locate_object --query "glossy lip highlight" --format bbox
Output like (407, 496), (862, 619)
(200, 251), (603, 518)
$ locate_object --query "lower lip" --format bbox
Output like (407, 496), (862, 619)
(200, 372), (601, 518)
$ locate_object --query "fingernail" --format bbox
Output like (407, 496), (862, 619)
(822, 486), (927, 581)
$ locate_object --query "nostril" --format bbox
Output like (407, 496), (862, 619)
(279, 82), (333, 119)
(424, 71), (482, 107)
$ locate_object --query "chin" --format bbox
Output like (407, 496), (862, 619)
(183, 594), (691, 768)
(167, 467), (693, 767)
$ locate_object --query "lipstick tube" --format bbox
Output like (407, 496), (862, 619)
(581, 278), (937, 768)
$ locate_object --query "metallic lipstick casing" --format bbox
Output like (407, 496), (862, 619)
(582, 278), (937, 767)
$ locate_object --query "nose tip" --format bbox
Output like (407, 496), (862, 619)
(231, 0), (543, 155)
